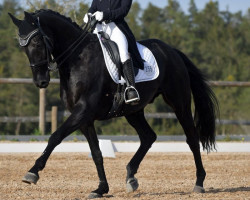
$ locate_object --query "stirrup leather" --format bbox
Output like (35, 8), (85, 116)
(124, 86), (140, 104)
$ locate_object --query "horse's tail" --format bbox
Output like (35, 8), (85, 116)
(175, 49), (219, 152)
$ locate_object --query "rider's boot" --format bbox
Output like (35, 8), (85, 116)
(122, 58), (140, 105)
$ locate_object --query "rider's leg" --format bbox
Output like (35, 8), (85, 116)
(122, 58), (140, 103)
(108, 23), (140, 104)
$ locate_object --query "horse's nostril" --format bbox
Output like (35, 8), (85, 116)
(39, 81), (49, 88)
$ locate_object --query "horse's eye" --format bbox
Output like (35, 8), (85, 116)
(32, 36), (43, 46)
(31, 42), (42, 48)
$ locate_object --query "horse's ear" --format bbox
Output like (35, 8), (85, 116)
(24, 11), (36, 24)
(8, 13), (22, 27)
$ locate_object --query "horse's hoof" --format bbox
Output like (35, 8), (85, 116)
(193, 185), (205, 193)
(126, 177), (139, 193)
(87, 192), (102, 199)
(22, 172), (39, 184)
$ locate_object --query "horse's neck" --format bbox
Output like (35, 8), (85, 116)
(41, 14), (81, 57)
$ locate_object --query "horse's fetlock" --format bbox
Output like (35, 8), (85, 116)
(197, 170), (206, 179)
(126, 164), (137, 180)
(35, 158), (46, 171)
(99, 181), (109, 193)
(126, 164), (135, 173)
(92, 181), (109, 195)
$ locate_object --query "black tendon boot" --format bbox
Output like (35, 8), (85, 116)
(122, 58), (140, 104)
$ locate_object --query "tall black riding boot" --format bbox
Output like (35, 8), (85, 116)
(122, 58), (140, 104)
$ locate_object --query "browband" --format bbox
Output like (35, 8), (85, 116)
(18, 29), (39, 47)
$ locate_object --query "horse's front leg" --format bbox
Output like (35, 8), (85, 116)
(22, 102), (90, 185)
(80, 124), (109, 199)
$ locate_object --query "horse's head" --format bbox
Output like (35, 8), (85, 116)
(9, 11), (53, 88)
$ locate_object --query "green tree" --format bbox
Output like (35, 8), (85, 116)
(189, 0), (198, 18)
(141, 3), (165, 40)
(161, 0), (189, 48)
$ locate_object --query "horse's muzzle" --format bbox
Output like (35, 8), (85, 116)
(35, 80), (50, 88)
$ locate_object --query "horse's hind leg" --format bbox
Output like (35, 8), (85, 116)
(125, 110), (157, 193)
(177, 111), (206, 193)
(162, 93), (206, 193)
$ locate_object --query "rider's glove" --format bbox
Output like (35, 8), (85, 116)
(83, 13), (92, 23)
(93, 11), (104, 22)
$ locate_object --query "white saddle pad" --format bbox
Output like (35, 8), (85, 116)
(97, 34), (159, 84)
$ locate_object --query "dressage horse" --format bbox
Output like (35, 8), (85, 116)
(9, 10), (219, 199)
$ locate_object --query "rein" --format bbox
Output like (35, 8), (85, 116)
(26, 17), (97, 70)
(48, 19), (96, 69)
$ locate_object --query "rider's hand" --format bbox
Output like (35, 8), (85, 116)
(83, 13), (92, 23)
(93, 11), (103, 21)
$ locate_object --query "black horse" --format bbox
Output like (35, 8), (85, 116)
(9, 10), (219, 199)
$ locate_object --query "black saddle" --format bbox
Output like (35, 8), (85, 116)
(99, 31), (122, 71)
(98, 31), (139, 76)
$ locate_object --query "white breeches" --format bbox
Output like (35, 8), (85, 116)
(94, 22), (130, 63)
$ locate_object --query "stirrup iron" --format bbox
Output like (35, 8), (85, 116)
(124, 86), (140, 104)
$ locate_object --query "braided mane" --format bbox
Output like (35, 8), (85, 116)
(32, 9), (82, 31)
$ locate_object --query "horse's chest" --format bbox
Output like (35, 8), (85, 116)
(62, 80), (87, 110)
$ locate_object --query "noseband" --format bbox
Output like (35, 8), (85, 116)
(19, 17), (97, 71)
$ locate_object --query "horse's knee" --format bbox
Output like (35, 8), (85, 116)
(150, 133), (157, 143)
(48, 131), (62, 147)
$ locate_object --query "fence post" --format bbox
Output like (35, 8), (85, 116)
(51, 106), (58, 134)
(39, 88), (46, 135)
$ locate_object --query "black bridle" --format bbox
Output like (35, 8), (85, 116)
(19, 16), (97, 71)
